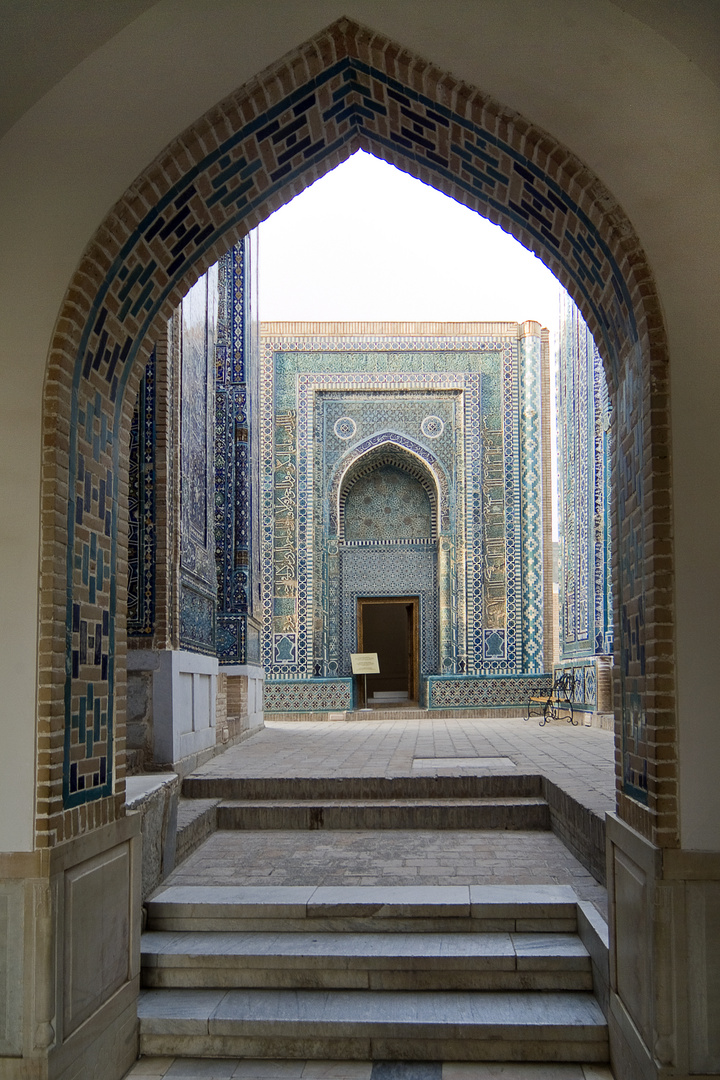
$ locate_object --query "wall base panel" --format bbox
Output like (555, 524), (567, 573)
(607, 814), (720, 1079)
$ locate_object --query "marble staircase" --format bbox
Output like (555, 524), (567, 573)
(138, 885), (609, 1063)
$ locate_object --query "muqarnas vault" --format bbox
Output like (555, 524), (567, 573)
(260, 322), (554, 711)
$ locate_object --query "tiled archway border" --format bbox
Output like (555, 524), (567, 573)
(39, 17), (672, 847)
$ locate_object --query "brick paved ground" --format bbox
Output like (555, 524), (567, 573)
(133, 719), (616, 1080)
(163, 716), (613, 917)
(125, 1057), (614, 1078)
(163, 828), (608, 914)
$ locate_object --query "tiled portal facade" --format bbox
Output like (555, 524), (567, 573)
(259, 323), (552, 702)
(554, 299), (614, 724)
(129, 309), (555, 716)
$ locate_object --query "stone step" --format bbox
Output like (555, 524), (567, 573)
(145, 885), (579, 934)
(265, 708), (528, 721)
(137, 987), (609, 1062)
(216, 796), (550, 831)
(182, 774), (543, 801)
(141, 929), (592, 990)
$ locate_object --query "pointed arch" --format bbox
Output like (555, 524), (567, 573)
(38, 16), (673, 847)
(330, 434), (450, 539)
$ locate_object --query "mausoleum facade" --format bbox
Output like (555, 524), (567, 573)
(555, 297), (615, 724)
(259, 322), (553, 711)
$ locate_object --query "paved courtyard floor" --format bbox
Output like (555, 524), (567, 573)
(163, 715), (613, 915)
(160, 828), (607, 912)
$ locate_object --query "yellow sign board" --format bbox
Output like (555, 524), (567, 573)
(350, 652), (380, 674)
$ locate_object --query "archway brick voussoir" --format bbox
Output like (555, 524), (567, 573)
(37, 14), (674, 847)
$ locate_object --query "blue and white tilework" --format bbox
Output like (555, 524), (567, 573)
(557, 297), (613, 663)
(427, 673), (552, 709)
(215, 239), (257, 664)
(264, 678), (354, 712)
(127, 350), (156, 637)
(259, 327), (548, 683)
(179, 268), (220, 655)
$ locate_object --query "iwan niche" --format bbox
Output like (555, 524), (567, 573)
(259, 322), (553, 711)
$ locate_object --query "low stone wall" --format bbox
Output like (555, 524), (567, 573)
(543, 776), (607, 885)
(175, 798), (221, 866)
(125, 773), (179, 900)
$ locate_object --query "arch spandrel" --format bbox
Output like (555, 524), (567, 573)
(39, 16), (673, 847)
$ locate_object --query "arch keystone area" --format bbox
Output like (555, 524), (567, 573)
(39, 16), (673, 850)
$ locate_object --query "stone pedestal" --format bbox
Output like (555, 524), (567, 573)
(607, 813), (720, 1078)
(127, 649), (218, 771)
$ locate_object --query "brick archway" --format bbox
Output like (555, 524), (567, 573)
(39, 17), (672, 849)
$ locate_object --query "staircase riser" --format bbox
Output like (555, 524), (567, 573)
(139, 1032), (609, 1063)
(216, 805), (551, 830)
(142, 968), (593, 991)
(183, 776), (544, 801)
(147, 916), (578, 934)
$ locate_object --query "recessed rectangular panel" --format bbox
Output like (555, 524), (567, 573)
(0, 885), (24, 1055)
(688, 880), (720, 1072)
(176, 672), (193, 734)
(613, 847), (650, 1044)
(192, 673), (212, 731)
(64, 843), (131, 1035)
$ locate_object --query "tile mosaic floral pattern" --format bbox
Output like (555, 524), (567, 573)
(343, 465), (433, 541)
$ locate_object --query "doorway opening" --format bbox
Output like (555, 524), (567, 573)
(358, 597), (419, 707)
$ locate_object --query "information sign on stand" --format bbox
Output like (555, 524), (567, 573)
(350, 652), (379, 711)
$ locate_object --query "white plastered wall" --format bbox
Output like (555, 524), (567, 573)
(0, 0), (718, 851)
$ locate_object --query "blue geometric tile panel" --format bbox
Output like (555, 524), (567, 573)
(264, 678), (354, 712)
(427, 674), (552, 709)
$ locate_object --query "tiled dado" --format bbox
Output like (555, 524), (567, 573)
(264, 679), (354, 713)
(554, 657), (613, 715)
(427, 674), (552, 709)
(42, 18), (670, 843)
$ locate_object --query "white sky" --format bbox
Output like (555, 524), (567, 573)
(257, 149), (565, 332)
(257, 149), (563, 538)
